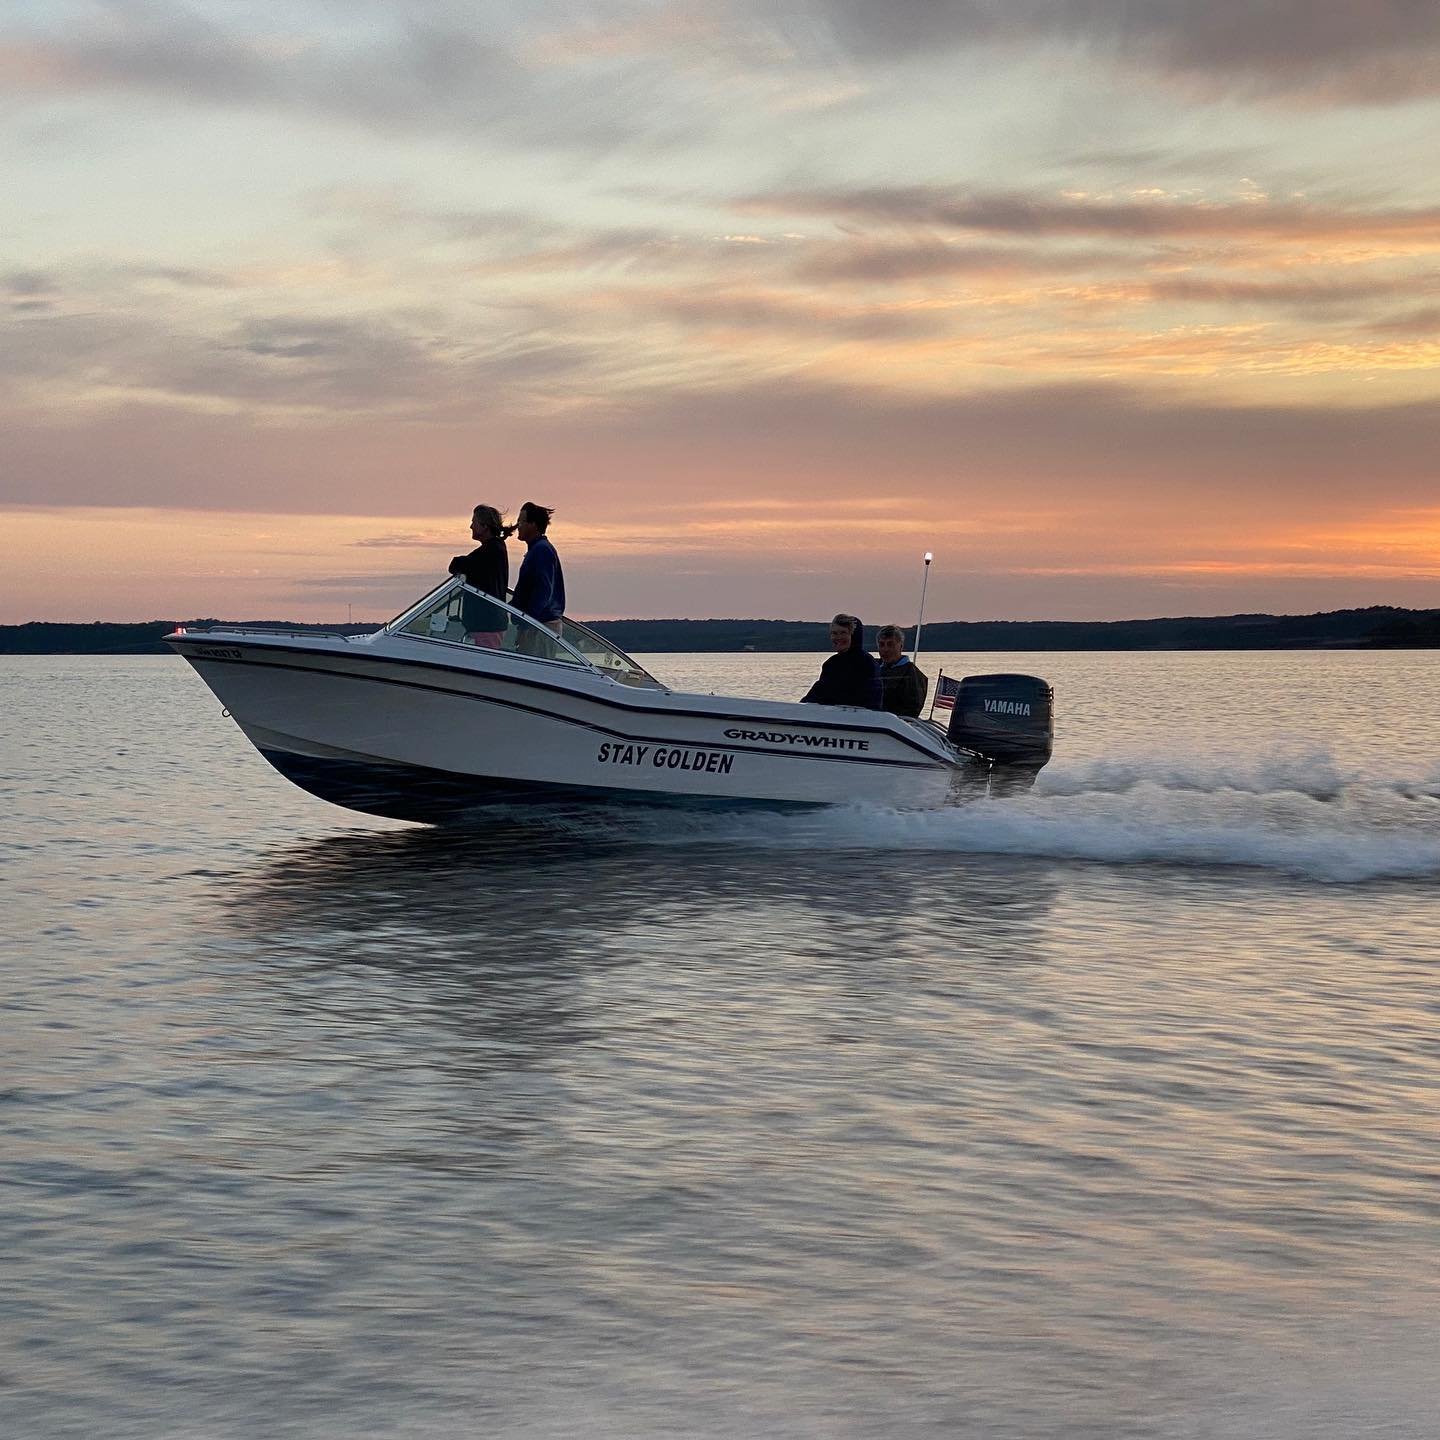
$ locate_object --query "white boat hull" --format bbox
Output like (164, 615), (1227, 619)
(170, 630), (973, 822)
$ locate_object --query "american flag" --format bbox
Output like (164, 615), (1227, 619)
(933, 674), (962, 712)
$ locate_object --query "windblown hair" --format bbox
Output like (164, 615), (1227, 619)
(471, 504), (505, 536)
(517, 501), (555, 533)
(876, 624), (905, 643)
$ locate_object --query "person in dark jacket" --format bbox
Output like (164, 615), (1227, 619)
(801, 613), (882, 710)
(875, 624), (928, 717)
(448, 504), (509, 645)
(509, 501), (566, 650)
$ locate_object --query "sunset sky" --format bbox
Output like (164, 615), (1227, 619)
(4, 0), (1440, 624)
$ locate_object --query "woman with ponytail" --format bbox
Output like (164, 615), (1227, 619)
(448, 504), (509, 646)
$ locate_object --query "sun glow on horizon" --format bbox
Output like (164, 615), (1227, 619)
(5, 497), (1440, 626)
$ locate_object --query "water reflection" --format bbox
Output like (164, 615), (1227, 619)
(220, 819), (1066, 1082)
(230, 817), (1066, 975)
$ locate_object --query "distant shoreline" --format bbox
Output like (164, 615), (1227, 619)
(3, 605), (1438, 654)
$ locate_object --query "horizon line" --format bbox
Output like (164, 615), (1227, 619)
(5, 602), (1439, 629)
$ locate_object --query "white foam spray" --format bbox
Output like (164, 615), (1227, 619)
(594, 747), (1440, 883)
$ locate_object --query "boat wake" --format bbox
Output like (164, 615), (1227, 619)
(557, 747), (1440, 883)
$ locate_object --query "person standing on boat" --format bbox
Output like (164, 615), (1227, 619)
(448, 504), (509, 647)
(875, 624), (928, 717)
(510, 501), (566, 633)
(801, 614), (882, 710)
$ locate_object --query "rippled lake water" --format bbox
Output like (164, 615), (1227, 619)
(4, 651), (1440, 1438)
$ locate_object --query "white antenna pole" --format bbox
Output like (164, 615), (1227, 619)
(912, 552), (933, 667)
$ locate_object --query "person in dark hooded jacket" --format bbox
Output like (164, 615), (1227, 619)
(801, 613), (883, 709)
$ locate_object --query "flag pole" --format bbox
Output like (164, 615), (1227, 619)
(912, 551), (933, 668)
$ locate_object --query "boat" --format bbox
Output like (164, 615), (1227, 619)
(166, 577), (1053, 823)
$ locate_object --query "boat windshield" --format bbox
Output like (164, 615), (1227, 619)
(550, 616), (661, 688)
(387, 580), (661, 687)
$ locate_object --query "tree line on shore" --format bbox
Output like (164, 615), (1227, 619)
(3, 606), (1439, 654)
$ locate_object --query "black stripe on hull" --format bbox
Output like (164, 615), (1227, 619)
(258, 747), (822, 825)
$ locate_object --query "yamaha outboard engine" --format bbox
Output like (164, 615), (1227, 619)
(947, 673), (1054, 771)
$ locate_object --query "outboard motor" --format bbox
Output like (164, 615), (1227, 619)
(947, 673), (1054, 770)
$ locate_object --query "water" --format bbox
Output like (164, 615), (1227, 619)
(4, 651), (1439, 1438)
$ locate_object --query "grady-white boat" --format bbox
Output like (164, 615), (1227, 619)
(167, 577), (1053, 823)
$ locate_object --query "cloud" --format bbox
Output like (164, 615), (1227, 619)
(784, 0), (1440, 101)
(293, 570), (440, 594)
(5, 376), (1438, 522)
(1, 9), (280, 100)
(7, 200), (1436, 441)
(308, 192), (813, 283)
(5, 270), (59, 312)
(351, 531), (454, 549)
(587, 379), (1440, 507)
(8, 0), (1440, 173)
(1144, 275), (1440, 309)
(1369, 305), (1440, 336)
(584, 284), (945, 340)
(787, 245), (1440, 320)
(744, 185), (1440, 245)
(132, 266), (238, 290)
(791, 239), (1126, 284)
(0, 302), (600, 418)
(0, 5), (696, 153)
(4, 269), (58, 295)
(1059, 143), (1260, 174)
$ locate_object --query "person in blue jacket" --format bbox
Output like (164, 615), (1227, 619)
(509, 500), (566, 632)
(801, 613), (882, 709)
